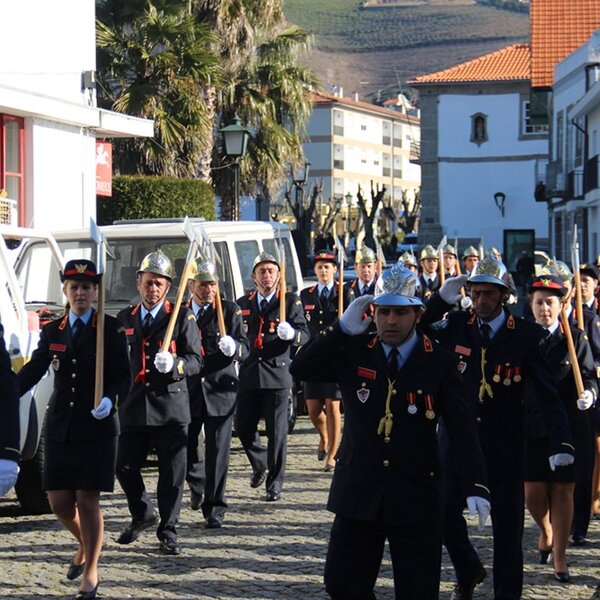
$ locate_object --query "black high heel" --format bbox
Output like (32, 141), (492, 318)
(553, 571), (570, 584)
(75, 583), (98, 599)
(66, 560), (85, 580)
(538, 549), (552, 565)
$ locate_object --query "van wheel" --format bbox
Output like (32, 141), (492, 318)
(287, 392), (296, 434)
(14, 432), (51, 515)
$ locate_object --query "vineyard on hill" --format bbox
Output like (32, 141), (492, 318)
(283, 0), (529, 100)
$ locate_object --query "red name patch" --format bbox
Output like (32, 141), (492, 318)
(454, 344), (471, 356)
(357, 367), (376, 380)
(125, 328), (135, 336)
(304, 304), (315, 310)
(241, 309), (251, 316)
(49, 343), (66, 352)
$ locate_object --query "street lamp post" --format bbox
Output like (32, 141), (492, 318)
(220, 115), (250, 221)
(291, 160), (311, 273)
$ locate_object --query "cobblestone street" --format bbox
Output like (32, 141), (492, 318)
(1, 417), (599, 599)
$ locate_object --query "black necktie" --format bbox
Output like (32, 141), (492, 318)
(260, 298), (268, 313)
(320, 287), (330, 305)
(388, 347), (400, 380)
(142, 312), (154, 335)
(71, 317), (84, 341)
(480, 323), (491, 345)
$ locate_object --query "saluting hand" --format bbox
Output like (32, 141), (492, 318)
(91, 396), (113, 420)
(154, 351), (174, 373)
(439, 274), (468, 305)
(339, 295), (373, 336)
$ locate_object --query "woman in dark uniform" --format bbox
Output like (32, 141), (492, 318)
(524, 274), (597, 583)
(18, 260), (130, 599)
(300, 251), (355, 471)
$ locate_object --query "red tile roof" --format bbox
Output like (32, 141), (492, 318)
(409, 44), (530, 85)
(308, 90), (419, 124)
(530, 0), (600, 88)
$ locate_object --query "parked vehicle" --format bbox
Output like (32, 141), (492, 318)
(4, 219), (304, 513)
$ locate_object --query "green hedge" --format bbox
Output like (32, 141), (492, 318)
(97, 175), (215, 225)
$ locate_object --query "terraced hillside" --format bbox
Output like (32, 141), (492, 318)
(283, 0), (529, 100)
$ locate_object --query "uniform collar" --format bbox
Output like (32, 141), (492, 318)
(69, 308), (92, 326)
(477, 310), (506, 337)
(141, 302), (164, 320)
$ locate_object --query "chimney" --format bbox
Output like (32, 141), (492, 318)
(352, 92), (359, 101)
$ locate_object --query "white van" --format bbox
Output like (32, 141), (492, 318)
(4, 219), (304, 513)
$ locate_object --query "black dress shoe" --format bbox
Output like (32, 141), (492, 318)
(317, 448), (327, 461)
(190, 490), (203, 511)
(450, 566), (486, 600)
(266, 490), (281, 502)
(571, 534), (586, 546)
(205, 517), (223, 529)
(159, 538), (181, 555)
(116, 512), (158, 544)
(554, 571), (570, 583)
(538, 548), (552, 565)
(250, 470), (266, 489)
(75, 583), (98, 599)
(67, 560), (85, 580)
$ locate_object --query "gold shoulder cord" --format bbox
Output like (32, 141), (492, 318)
(377, 378), (395, 441)
(479, 347), (493, 402)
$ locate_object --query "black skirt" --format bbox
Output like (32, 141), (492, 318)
(524, 436), (576, 483)
(304, 381), (342, 401)
(43, 436), (117, 492)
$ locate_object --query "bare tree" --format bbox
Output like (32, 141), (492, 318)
(356, 181), (387, 250)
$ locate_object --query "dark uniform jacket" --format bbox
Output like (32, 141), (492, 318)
(422, 295), (574, 479)
(0, 323), (20, 463)
(349, 278), (375, 297)
(300, 282), (355, 337)
(186, 299), (249, 418)
(290, 325), (489, 527)
(117, 301), (202, 428)
(236, 290), (309, 390)
(18, 311), (130, 443)
(524, 324), (597, 439)
(418, 273), (441, 301)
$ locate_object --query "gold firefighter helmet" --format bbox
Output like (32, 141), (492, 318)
(192, 258), (219, 282)
(252, 251), (280, 272)
(462, 245), (479, 259)
(356, 246), (376, 264)
(137, 249), (174, 280)
(419, 244), (438, 261)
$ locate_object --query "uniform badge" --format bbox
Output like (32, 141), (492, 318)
(51, 357), (60, 371)
(357, 388), (370, 403)
(49, 343), (67, 352)
(305, 312), (311, 322)
(457, 360), (467, 374)
(243, 323), (248, 333)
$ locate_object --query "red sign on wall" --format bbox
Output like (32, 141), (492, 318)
(95, 142), (112, 197)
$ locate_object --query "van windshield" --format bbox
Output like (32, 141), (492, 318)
(16, 237), (235, 315)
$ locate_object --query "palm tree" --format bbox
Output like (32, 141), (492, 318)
(96, 0), (220, 177)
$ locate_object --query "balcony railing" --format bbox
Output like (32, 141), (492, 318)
(409, 140), (421, 163)
(545, 160), (567, 197)
(567, 169), (584, 199)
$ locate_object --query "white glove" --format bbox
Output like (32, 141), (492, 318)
(439, 275), (469, 305)
(0, 459), (19, 497)
(277, 321), (295, 341)
(91, 396), (113, 420)
(218, 335), (237, 357)
(577, 389), (594, 411)
(154, 351), (174, 373)
(506, 294), (518, 305)
(466, 495), (491, 530)
(339, 295), (374, 336)
(549, 453), (575, 471)
(460, 296), (473, 310)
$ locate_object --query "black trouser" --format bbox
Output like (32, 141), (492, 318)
(234, 388), (289, 493)
(117, 423), (187, 541)
(572, 426), (595, 539)
(186, 412), (234, 520)
(443, 468), (524, 600)
(324, 514), (442, 600)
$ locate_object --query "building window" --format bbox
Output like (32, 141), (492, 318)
(1, 115), (25, 226)
(522, 101), (549, 135)
(556, 110), (564, 161)
(470, 113), (488, 145)
(361, 124), (367, 131)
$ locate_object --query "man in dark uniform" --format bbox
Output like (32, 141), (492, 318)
(443, 243), (459, 278)
(0, 320), (20, 497)
(462, 246), (479, 277)
(418, 244), (441, 300)
(116, 250), (202, 555)
(422, 255), (575, 600)
(290, 263), (490, 600)
(300, 250), (355, 470)
(349, 246), (377, 296)
(235, 252), (309, 501)
(185, 258), (249, 528)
